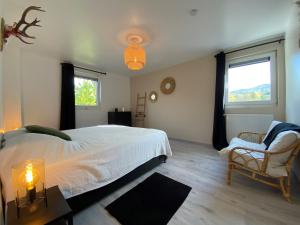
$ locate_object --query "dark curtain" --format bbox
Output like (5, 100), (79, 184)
(60, 63), (75, 130)
(212, 52), (228, 150)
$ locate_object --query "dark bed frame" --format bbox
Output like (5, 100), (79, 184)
(66, 155), (167, 213)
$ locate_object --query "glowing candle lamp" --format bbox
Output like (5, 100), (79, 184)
(12, 159), (47, 213)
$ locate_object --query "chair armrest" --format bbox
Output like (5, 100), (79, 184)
(238, 132), (265, 144)
(229, 140), (300, 174)
(231, 146), (267, 153)
(229, 146), (270, 172)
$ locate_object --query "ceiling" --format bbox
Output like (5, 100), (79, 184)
(5, 0), (293, 76)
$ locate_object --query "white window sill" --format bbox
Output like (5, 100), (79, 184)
(225, 102), (275, 109)
(76, 106), (100, 110)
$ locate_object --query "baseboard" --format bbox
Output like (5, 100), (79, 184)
(168, 137), (213, 149)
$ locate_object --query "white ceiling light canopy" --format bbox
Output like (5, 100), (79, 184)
(118, 27), (151, 47)
(127, 34), (144, 45)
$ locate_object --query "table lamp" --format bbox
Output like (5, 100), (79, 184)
(12, 159), (47, 217)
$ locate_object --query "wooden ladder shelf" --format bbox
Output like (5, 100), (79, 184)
(135, 93), (147, 127)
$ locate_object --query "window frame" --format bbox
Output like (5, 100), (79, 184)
(74, 71), (101, 109)
(224, 51), (277, 107)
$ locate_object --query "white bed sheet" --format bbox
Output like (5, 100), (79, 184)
(0, 125), (172, 203)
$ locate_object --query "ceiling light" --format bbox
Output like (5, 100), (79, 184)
(124, 35), (146, 71)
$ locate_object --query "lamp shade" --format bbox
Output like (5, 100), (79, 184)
(124, 44), (146, 71)
(12, 159), (46, 208)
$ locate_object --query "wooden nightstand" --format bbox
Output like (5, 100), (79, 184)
(7, 186), (73, 225)
(108, 111), (132, 126)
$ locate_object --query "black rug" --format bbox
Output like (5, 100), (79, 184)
(105, 172), (192, 225)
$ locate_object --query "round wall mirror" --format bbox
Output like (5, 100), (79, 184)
(160, 77), (176, 95)
(149, 91), (158, 103)
(165, 83), (171, 90)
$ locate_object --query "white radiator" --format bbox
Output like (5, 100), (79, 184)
(226, 114), (274, 141)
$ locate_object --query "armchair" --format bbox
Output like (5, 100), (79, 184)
(221, 130), (300, 202)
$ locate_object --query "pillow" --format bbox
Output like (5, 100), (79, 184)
(262, 120), (282, 143)
(4, 128), (27, 139)
(1, 128), (27, 149)
(268, 131), (298, 166)
(25, 125), (72, 141)
(268, 131), (298, 152)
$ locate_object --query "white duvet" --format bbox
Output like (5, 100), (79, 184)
(0, 125), (172, 203)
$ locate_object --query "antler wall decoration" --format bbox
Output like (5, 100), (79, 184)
(0, 6), (45, 51)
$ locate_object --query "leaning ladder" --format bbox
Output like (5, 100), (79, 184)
(135, 93), (147, 127)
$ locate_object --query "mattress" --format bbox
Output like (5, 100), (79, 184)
(0, 125), (172, 203)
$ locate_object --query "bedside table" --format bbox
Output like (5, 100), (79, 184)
(7, 186), (73, 225)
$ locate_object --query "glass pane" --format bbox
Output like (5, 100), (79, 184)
(74, 77), (98, 106)
(228, 60), (271, 103)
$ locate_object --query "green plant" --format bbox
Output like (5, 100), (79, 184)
(75, 79), (97, 106)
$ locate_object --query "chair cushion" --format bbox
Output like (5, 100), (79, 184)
(219, 138), (266, 169)
(262, 120), (282, 143)
(219, 138), (266, 170)
(231, 149), (265, 171)
(219, 137), (266, 159)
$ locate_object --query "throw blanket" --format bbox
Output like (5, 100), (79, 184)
(264, 122), (300, 149)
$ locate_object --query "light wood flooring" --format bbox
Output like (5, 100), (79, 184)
(74, 140), (300, 225)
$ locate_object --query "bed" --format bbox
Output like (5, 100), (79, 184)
(0, 125), (172, 213)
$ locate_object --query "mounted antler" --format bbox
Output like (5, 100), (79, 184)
(3, 6), (45, 45)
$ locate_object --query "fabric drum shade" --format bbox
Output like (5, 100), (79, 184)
(124, 45), (146, 70)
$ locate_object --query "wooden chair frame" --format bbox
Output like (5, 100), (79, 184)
(227, 132), (300, 202)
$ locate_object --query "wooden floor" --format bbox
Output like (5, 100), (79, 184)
(74, 140), (300, 225)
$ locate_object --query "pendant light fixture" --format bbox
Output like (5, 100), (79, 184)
(124, 35), (146, 71)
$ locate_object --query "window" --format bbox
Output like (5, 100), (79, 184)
(74, 76), (100, 107)
(225, 52), (277, 106)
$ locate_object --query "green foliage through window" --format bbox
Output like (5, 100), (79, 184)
(75, 77), (98, 106)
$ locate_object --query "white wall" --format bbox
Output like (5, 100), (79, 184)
(3, 49), (131, 130)
(76, 73), (131, 128)
(131, 55), (216, 144)
(3, 45), (22, 130)
(131, 41), (286, 145)
(0, 0), (4, 131)
(285, 3), (300, 180)
(286, 5), (300, 125)
(0, 1), (4, 225)
(21, 51), (61, 128)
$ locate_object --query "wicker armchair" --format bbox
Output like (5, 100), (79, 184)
(223, 132), (300, 202)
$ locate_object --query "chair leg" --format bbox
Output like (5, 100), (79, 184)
(287, 172), (292, 202)
(279, 177), (291, 203)
(227, 164), (233, 185)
